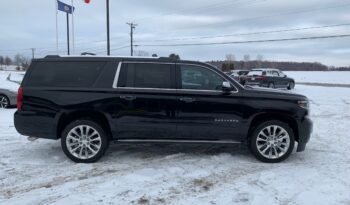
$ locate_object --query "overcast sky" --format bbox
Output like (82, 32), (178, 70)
(0, 0), (350, 66)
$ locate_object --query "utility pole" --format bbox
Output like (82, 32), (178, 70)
(106, 0), (110, 55)
(127, 22), (137, 56)
(66, 12), (70, 55)
(31, 48), (35, 59)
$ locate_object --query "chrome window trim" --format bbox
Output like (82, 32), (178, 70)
(112, 61), (240, 94)
(112, 62), (122, 89)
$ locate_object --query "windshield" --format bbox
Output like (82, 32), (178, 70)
(247, 70), (263, 76)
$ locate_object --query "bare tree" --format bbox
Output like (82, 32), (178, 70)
(4, 56), (12, 66)
(256, 54), (264, 67)
(225, 54), (236, 62)
(243, 54), (250, 62)
(0, 56), (4, 65)
(169, 53), (180, 60)
(14, 54), (27, 70)
(256, 54), (264, 61)
(14, 54), (25, 66)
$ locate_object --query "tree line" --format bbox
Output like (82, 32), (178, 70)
(0, 54), (31, 71)
(207, 54), (350, 71)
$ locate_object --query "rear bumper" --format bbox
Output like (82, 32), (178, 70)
(14, 111), (58, 140)
(296, 116), (313, 152)
(245, 81), (268, 87)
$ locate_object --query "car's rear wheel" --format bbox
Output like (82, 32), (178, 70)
(61, 120), (109, 163)
(249, 120), (295, 163)
(268, 82), (275, 88)
(288, 82), (295, 90)
(0, 94), (10, 108)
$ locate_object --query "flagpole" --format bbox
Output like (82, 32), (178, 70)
(71, 0), (75, 55)
(66, 12), (70, 55)
(106, 0), (110, 56)
(55, 0), (59, 54)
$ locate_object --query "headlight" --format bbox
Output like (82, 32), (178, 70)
(298, 100), (309, 110)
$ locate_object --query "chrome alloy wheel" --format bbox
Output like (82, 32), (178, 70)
(66, 125), (102, 160)
(256, 125), (290, 159)
(0, 95), (9, 108)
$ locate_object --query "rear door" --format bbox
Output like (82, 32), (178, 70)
(113, 61), (177, 139)
(175, 64), (244, 141)
(271, 70), (282, 88)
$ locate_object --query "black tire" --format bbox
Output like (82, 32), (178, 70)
(288, 82), (295, 90)
(268, 82), (275, 89)
(0, 94), (10, 109)
(249, 120), (295, 163)
(61, 120), (109, 163)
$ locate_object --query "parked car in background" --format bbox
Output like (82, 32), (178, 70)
(0, 88), (17, 108)
(242, 68), (295, 90)
(227, 70), (249, 84)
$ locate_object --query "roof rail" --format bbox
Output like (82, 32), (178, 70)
(44, 55), (60, 58)
(81, 52), (96, 56)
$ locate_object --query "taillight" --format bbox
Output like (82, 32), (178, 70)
(17, 86), (23, 110)
(254, 76), (266, 80)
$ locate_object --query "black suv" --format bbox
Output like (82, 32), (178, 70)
(14, 56), (312, 163)
(243, 68), (295, 89)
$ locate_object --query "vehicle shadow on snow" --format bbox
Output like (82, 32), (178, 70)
(102, 143), (255, 162)
(16, 140), (306, 164)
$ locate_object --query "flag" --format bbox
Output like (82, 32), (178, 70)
(57, 0), (75, 14)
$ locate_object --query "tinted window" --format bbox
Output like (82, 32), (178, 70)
(26, 61), (105, 87)
(248, 70), (263, 76)
(272, 71), (279, 76)
(180, 65), (225, 91)
(118, 63), (172, 89)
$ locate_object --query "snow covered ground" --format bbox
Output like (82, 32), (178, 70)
(285, 71), (350, 84)
(1, 76), (350, 204)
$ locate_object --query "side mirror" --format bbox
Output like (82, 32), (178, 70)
(284, 74), (287, 78)
(222, 81), (233, 92)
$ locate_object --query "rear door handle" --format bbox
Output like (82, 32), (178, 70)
(179, 97), (195, 103)
(120, 96), (136, 101)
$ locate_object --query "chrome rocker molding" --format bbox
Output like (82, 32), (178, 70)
(116, 139), (241, 144)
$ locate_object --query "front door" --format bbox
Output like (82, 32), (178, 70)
(114, 62), (177, 139)
(175, 64), (244, 141)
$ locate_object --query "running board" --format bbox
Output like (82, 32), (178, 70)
(116, 139), (241, 144)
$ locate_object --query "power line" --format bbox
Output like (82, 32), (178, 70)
(135, 34), (350, 47)
(133, 0), (247, 22)
(161, 3), (350, 32)
(138, 23), (350, 42)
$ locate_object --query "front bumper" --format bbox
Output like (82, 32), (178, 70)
(296, 116), (313, 152)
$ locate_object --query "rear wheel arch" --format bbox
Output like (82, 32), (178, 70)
(248, 113), (299, 142)
(57, 110), (113, 140)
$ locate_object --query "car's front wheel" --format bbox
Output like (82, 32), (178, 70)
(61, 120), (109, 163)
(288, 82), (295, 90)
(249, 120), (295, 163)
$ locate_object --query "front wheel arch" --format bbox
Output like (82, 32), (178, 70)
(247, 113), (299, 143)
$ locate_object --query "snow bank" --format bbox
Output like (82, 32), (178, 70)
(285, 71), (350, 84)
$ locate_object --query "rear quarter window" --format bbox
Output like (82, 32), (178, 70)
(25, 61), (106, 87)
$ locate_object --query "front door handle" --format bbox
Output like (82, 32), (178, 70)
(179, 97), (195, 103)
(120, 96), (136, 101)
